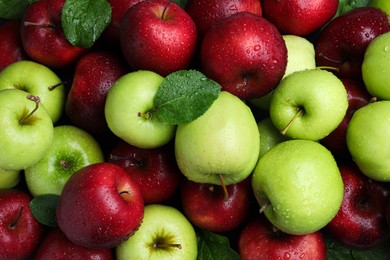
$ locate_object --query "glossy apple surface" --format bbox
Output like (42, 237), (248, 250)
(0, 19), (26, 70)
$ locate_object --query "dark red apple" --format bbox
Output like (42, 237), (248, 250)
(108, 140), (181, 204)
(20, 0), (89, 68)
(185, 0), (262, 40)
(0, 189), (44, 259)
(65, 51), (128, 134)
(35, 227), (114, 260)
(261, 0), (338, 36)
(238, 215), (327, 260)
(315, 7), (390, 79)
(200, 12), (287, 100)
(180, 177), (253, 233)
(56, 162), (144, 249)
(324, 162), (390, 249)
(320, 78), (373, 159)
(0, 19), (27, 70)
(120, 0), (198, 76)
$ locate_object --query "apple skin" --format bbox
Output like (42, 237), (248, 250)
(257, 117), (290, 158)
(24, 125), (105, 197)
(0, 189), (45, 259)
(0, 19), (27, 71)
(120, 0), (198, 77)
(35, 227), (114, 260)
(108, 140), (181, 204)
(238, 215), (327, 260)
(180, 177), (253, 233)
(324, 162), (390, 249)
(200, 12), (287, 100)
(65, 51), (128, 134)
(0, 89), (54, 171)
(115, 204), (198, 260)
(56, 162), (144, 248)
(261, 0), (338, 36)
(185, 0), (262, 40)
(315, 7), (390, 79)
(20, 0), (89, 68)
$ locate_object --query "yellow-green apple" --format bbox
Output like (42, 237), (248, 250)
(257, 117), (289, 158)
(200, 12), (287, 100)
(105, 70), (176, 149)
(175, 91), (260, 186)
(56, 162), (144, 248)
(0, 89), (54, 171)
(252, 139), (344, 235)
(24, 125), (105, 197)
(120, 0), (198, 77)
(346, 100), (390, 181)
(0, 169), (21, 190)
(269, 69), (348, 141)
(261, 0), (338, 36)
(65, 51), (128, 134)
(115, 204), (197, 260)
(0, 189), (44, 259)
(0, 60), (65, 123)
(369, 0), (390, 17)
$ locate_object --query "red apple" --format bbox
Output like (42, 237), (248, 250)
(180, 177), (253, 233)
(320, 78), (373, 159)
(65, 51), (128, 134)
(108, 140), (181, 204)
(200, 12), (287, 100)
(35, 227), (114, 260)
(185, 0), (262, 40)
(261, 0), (338, 36)
(324, 162), (390, 249)
(20, 0), (89, 68)
(0, 189), (44, 259)
(0, 19), (27, 70)
(315, 7), (390, 79)
(56, 162), (144, 248)
(119, 0), (198, 76)
(238, 215), (327, 260)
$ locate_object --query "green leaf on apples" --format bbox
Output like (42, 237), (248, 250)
(153, 70), (221, 125)
(0, 0), (37, 19)
(196, 229), (240, 260)
(61, 0), (111, 48)
(335, 0), (370, 17)
(29, 194), (59, 227)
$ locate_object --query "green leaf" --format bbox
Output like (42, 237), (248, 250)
(61, 0), (111, 48)
(0, 0), (36, 19)
(336, 0), (370, 17)
(196, 229), (240, 260)
(153, 70), (221, 125)
(29, 194), (59, 227)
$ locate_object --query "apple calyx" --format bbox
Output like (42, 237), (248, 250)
(218, 174), (229, 201)
(19, 94), (41, 125)
(60, 159), (72, 170)
(280, 107), (304, 135)
(8, 205), (24, 230)
(24, 21), (56, 30)
(161, 0), (175, 20)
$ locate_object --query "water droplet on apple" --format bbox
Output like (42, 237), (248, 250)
(254, 45), (260, 51)
(299, 253), (305, 259)
(384, 46), (390, 52)
(283, 252), (291, 259)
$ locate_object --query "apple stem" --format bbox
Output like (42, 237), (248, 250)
(19, 94), (41, 125)
(153, 242), (182, 249)
(317, 65), (339, 72)
(218, 174), (229, 201)
(317, 53), (343, 65)
(24, 21), (56, 30)
(9, 205), (24, 230)
(369, 96), (378, 103)
(109, 154), (144, 167)
(280, 107), (304, 135)
(161, 0), (174, 20)
(259, 201), (269, 214)
(48, 81), (67, 91)
(137, 111), (152, 120)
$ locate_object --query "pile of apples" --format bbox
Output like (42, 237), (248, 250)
(2, 0), (390, 259)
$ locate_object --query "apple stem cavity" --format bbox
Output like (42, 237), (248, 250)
(280, 107), (304, 135)
(60, 160), (71, 170)
(9, 205), (24, 230)
(19, 94), (41, 125)
(218, 174), (229, 201)
(24, 21), (56, 30)
(153, 242), (182, 250)
(137, 111), (153, 120)
(161, 0), (174, 20)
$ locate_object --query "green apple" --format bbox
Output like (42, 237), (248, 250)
(252, 139), (344, 235)
(0, 60), (65, 123)
(346, 100), (390, 181)
(0, 169), (21, 189)
(24, 125), (105, 196)
(0, 89), (54, 171)
(249, 34), (316, 110)
(269, 69), (348, 141)
(105, 70), (176, 149)
(362, 31), (390, 100)
(369, 0), (390, 17)
(116, 204), (197, 260)
(257, 117), (290, 158)
(175, 91), (260, 186)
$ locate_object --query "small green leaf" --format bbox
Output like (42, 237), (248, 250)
(29, 194), (59, 227)
(0, 0), (36, 19)
(153, 70), (221, 125)
(335, 0), (370, 17)
(196, 229), (240, 260)
(61, 0), (111, 48)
